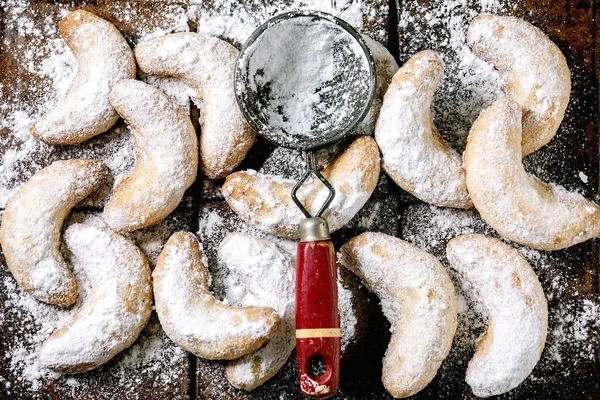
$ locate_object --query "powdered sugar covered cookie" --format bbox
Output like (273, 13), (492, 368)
(31, 10), (136, 145)
(39, 224), (152, 373)
(375, 50), (472, 209)
(135, 32), (255, 179)
(339, 232), (457, 398)
(103, 79), (197, 233)
(446, 234), (548, 397)
(219, 233), (295, 390)
(222, 136), (380, 239)
(0, 159), (108, 307)
(467, 15), (571, 155)
(153, 232), (280, 360)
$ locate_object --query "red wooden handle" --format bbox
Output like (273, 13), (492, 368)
(296, 240), (340, 398)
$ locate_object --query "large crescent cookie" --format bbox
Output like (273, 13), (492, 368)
(39, 224), (153, 373)
(446, 234), (548, 397)
(465, 97), (600, 250)
(135, 32), (256, 180)
(339, 232), (457, 398)
(375, 50), (472, 209)
(467, 15), (571, 155)
(0, 159), (108, 306)
(103, 79), (198, 233)
(31, 10), (136, 145)
(222, 136), (380, 239)
(153, 232), (281, 360)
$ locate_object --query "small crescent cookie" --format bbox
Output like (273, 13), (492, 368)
(0, 159), (108, 307)
(219, 233), (295, 390)
(355, 36), (399, 136)
(465, 98), (600, 250)
(39, 224), (153, 373)
(31, 10), (136, 145)
(153, 232), (281, 360)
(446, 234), (548, 397)
(375, 50), (472, 209)
(134, 32), (256, 179)
(467, 15), (571, 155)
(222, 136), (380, 239)
(339, 232), (457, 398)
(103, 79), (198, 232)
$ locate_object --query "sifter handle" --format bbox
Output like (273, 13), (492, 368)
(296, 237), (340, 398)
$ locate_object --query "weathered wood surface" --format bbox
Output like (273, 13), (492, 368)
(0, 0), (598, 399)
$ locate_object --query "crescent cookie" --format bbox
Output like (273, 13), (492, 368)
(103, 79), (198, 233)
(39, 224), (153, 373)
(31, 10), (136, 145)
(467, 15), (571, 155)
(355, 36), (399, 136)
(134, 32), (256, 179)
(339, 232), (457, 398)
(446, 234), (548, 397)
(0, 159), (108, 307)
(153, 232), (281, 360)
(219, 233), (295, 390)
(465, 97), (600, 250)
(222, 136), (380, 239)
(375, 50), (472, 209)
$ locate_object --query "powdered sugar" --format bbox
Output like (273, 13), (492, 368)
(190, 0), (385, 46)
(339, 232), (457, 398)
(238, 14), (371, 146)
(446, 234), (548, 397)
(219, 233), (295, 389)
(39, 224), (152, 373)
(397, 0), (506, 150)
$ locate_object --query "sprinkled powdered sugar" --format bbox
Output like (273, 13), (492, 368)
(0, 0), (190, 209)
(239, 14), (371, 144)
(398, 0), (506, 150)
(38, 224), (152, 373)
(189, 0), (384, 46)
(446, 235), (548, 397)
(402, 204), (600, 390)
(219, 233), (295, 389)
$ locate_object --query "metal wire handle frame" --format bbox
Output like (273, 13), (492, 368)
(292, 151), (336, 219)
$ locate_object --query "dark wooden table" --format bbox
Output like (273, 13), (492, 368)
(0, 0), (598, 399)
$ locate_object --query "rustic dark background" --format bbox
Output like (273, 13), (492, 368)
(0, 0), (599, 399)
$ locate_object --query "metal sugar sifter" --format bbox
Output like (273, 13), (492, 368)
(235, 11), (375, 398)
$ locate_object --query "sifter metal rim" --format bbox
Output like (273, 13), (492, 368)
(234, 10), (377, 151)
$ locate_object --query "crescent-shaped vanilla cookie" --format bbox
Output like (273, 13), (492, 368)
(446, 234), (548, 397)
(375, 50), (472, 209)
(465, 98), (600, 250)
(355, 36), (399, 136)
(339, 232), (457, 398)
(222, 136), (380, 239)
(219, 232), (296, 390)
(467, 15), (571, 155)
(0, 159), (108, 307)
(39, 224), (153, 373)
(134, 32), (256, 179)
(103, 79), (198, 233)
(31, 10), (136, 145)
(153, 232), (281, 360)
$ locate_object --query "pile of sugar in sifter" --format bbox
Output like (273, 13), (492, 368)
(235, 11), (375, 398)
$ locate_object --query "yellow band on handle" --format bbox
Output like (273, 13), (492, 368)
(296, 328), (341, 339)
